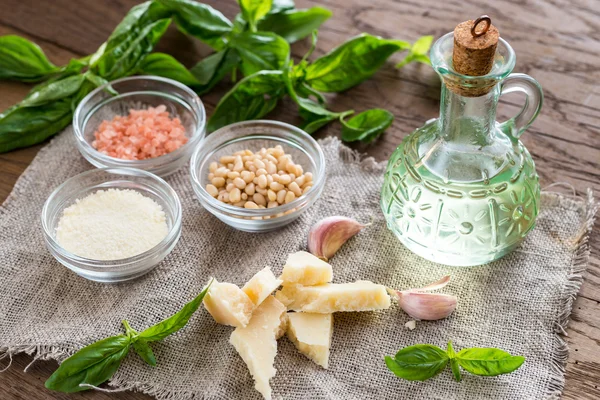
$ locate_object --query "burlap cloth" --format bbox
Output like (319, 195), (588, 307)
(0, 128), (597, 400)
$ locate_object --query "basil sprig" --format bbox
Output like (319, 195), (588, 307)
(44, 282), (212, 393)
(385, 341), (525, 382)
(0, 0), (433, 151)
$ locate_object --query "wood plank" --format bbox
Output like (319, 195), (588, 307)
(0, 0), (598, 399)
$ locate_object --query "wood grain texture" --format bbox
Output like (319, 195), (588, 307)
(0, 0), (598, 399)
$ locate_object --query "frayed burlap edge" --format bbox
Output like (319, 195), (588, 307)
(0, 136), (597, 400)
(541, 189), (598, 400)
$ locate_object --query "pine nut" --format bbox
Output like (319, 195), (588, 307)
(256, 187), (268, 196)
(267, 189), (277, 202)
(278, 174), (292, 185)
(208, 173), (215, 181)
(233, 177), (246, 189)
(226, 183), (234, 192)
(244, 201), (259, 209)
(257, 174), (268, 189)
(276, 189), (286, 204)
(285, 191), (296, 204)
(206, 184), (218, 197)
(227, 171), (240, 179)
(268, 201), (278, 208)
(209, 162), (218, 173)
(288, 181), (302, 196)
(254, 159), (265, 169)
(245, 183), (255, 196)
(265, 161), (277, 174)
(253, 193), (267, 206)
(303, 185), (312, 194)
(241, 193), (248, 200)
(229, 188), (241, 203)
(220, 156), (235, 164)
(241, 171), (255, 183)
(270, 181), (284, 191)
(256, 168), (267, 176)
(215, 167), (228, 177)
(212, 177), (225, 188)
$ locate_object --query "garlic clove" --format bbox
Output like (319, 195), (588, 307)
(307, 216), (367, 261)
(396, 291), (457, 321)
(388, 276), (457, 321)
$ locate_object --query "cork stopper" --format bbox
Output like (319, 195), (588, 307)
(449, 16), (499, 96)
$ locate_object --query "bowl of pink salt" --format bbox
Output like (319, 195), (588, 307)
(73, 76), (206, 177)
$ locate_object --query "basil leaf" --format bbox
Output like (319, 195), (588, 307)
(138, 52), (201, 86)
(0, 35), (58, 82)
(44, 335), (131, 393)
(208, 70), (285, 132)
(230, 32), (290, 76)
(456, 347), (525, 376)
(20, 74), (85, 108)
(396, 35), (433, 68)
(190, 49), (240, 95)
(305, 33), (411, 92)
(93, 18), (171, 81)
(0, 99), (73, 153)
(110, 1), (170, 39)
(238, 0), (272, 31)
(340, 108), (393, 143)
(447, 341), (462, 382)
(138, 282), (213, 342)
(132, 339), (157, 367)
(385, 344), (449, 381)
(269, 0), (295, 14)
(257, 7), (332, 44)
(160, 0), (232, 50)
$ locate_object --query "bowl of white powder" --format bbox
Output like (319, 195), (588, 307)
(41, 168), (182, 282)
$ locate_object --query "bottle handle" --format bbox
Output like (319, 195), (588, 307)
(498, 73), (543, 140)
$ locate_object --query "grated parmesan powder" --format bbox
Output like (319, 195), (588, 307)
(56, 188), (169, 260)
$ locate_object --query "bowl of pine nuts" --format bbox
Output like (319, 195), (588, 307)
(189, 120), (326, 232)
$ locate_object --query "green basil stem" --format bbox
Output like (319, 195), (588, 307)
(447, 341), (461, 382)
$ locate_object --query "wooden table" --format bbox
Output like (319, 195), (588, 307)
(0, 0), (598, 398)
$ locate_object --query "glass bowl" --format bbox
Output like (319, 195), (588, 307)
(41, 168), (182, 283)
(190, 120), (326, 232)
(73, 76), (206, 177)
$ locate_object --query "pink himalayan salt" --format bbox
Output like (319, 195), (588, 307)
(92, 105), (188, 160)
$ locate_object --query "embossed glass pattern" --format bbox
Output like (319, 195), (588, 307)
(381, 33), (543, 266)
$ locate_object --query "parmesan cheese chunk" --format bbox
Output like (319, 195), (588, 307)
(280, 251), (333, 286)
(242, 266), (283, 306)
(287, 312), (333, 368)
(230, 296), (286, 400)
(203, 280), (255, 328)
(276, 281), (391, 313)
